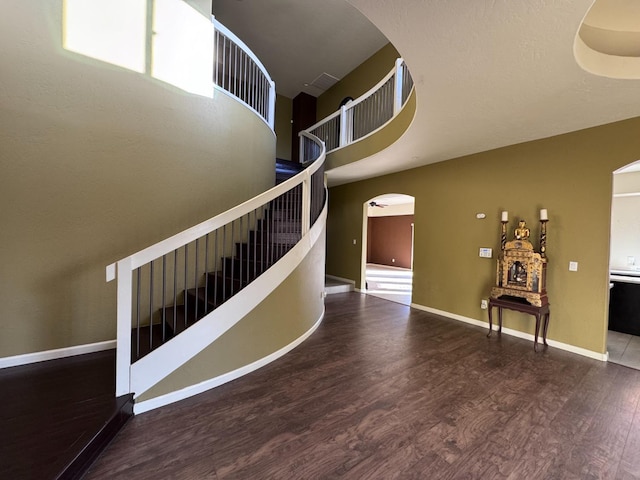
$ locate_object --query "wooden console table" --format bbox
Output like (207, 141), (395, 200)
(487, 297), (550, 351)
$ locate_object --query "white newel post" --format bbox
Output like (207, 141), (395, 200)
(301, 169), (311, 235)
(115, 258), (133, 396)
(339, 105), (349, 148)
(299, 132), (305, 164)
(393, 58), (404, 115)
(268, 79), (276, 130)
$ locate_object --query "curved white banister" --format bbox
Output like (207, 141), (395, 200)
(130, 201), (327, 399)
(305, 57), (414, 154)
(212, 18), (276, 129)
(305, 110), (341, 137)
(342, 65), (396, 111)
(108, 130), (326, 397)
(107, 134), (324, 275)
(212, 18), (272, 86)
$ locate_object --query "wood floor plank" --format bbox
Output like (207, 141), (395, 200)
(84, 293), (640, 479)
(616, 402), (640, 479)
(0, 350), (117, 480)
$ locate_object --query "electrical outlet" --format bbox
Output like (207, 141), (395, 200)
(569, 261), (578, 272)
(481, 299), (488, 309)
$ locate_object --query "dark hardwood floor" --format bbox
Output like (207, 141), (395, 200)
(83, 292), (640, 479)
(0, 349), (121, 480)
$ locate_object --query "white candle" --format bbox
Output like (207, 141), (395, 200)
(501, 211), (508, 222)
(540, 209), (548, 221)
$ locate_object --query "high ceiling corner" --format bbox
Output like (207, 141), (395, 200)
(211, 0), (388, 99)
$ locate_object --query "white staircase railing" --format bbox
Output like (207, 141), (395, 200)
(304, 58), (413, 153)
(105, 19), (321, 399)
(213, 18), (275, 129)
(107, 133), (325, 398)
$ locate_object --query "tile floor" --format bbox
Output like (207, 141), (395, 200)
(607, 330), (640, 370)
(365, 263), (412, 306)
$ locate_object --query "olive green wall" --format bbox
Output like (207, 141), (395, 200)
(137, 228), (326, 402)
(275, 94), (293, 161)
(316, 43), (400, 120)
(327, 117), (640, 354)
(0, 1), (275, 357)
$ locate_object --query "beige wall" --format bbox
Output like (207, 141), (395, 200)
(275, 94), (293, 161)
(327, 117), (640, 354)
(138, 228), (326, 402)
(0, 1), (275, 357)
(316, 43), (400, 120)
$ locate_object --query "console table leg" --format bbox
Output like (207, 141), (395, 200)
(542, 313), (550, 346)
(534, 314), (541, 351)
(487, 306), (493, 337)
(497, 308), (503, 334)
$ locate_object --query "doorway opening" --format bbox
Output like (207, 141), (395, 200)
(607, 160), (640, 370)
(361, 194), (415, 306)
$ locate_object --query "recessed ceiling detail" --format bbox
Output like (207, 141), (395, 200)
(307, 72), (340, 92)
(574, 0), (640, 78)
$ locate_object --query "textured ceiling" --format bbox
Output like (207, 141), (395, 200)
(211, 0), (388, 99)
(327, 0), (640, 185)
(213, 0), (640, 186)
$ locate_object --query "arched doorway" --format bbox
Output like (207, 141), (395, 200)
(361, 194), (415, 306)
(608, 160), (640, 370)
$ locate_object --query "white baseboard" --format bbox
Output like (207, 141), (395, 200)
(326, 285), (354, 294)
(325, 274), (355, 285)
(134, 309), (325, 415)
(0, 340), (117, 369)
(325, 274), (355, 294)
(411, 303), (608, 362)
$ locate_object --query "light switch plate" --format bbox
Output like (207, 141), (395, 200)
(569, 261), (578, 272)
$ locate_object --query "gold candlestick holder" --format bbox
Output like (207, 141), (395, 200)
(501, 220), (508, 251)
(540, 219), (548, 258)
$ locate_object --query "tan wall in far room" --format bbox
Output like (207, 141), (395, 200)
(367, 215), (414, 269)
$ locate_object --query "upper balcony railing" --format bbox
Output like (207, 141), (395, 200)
(213, 18), (276, 129)
(304, 58), (413, 154)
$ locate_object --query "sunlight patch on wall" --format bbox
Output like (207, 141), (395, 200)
(153, 0), (213, 97)
(63, 0), (147, 73)
(63, 0), (213, 97)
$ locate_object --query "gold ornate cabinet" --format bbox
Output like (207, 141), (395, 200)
(488, 215), (550, 351)
(490, 237), (548, 307)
